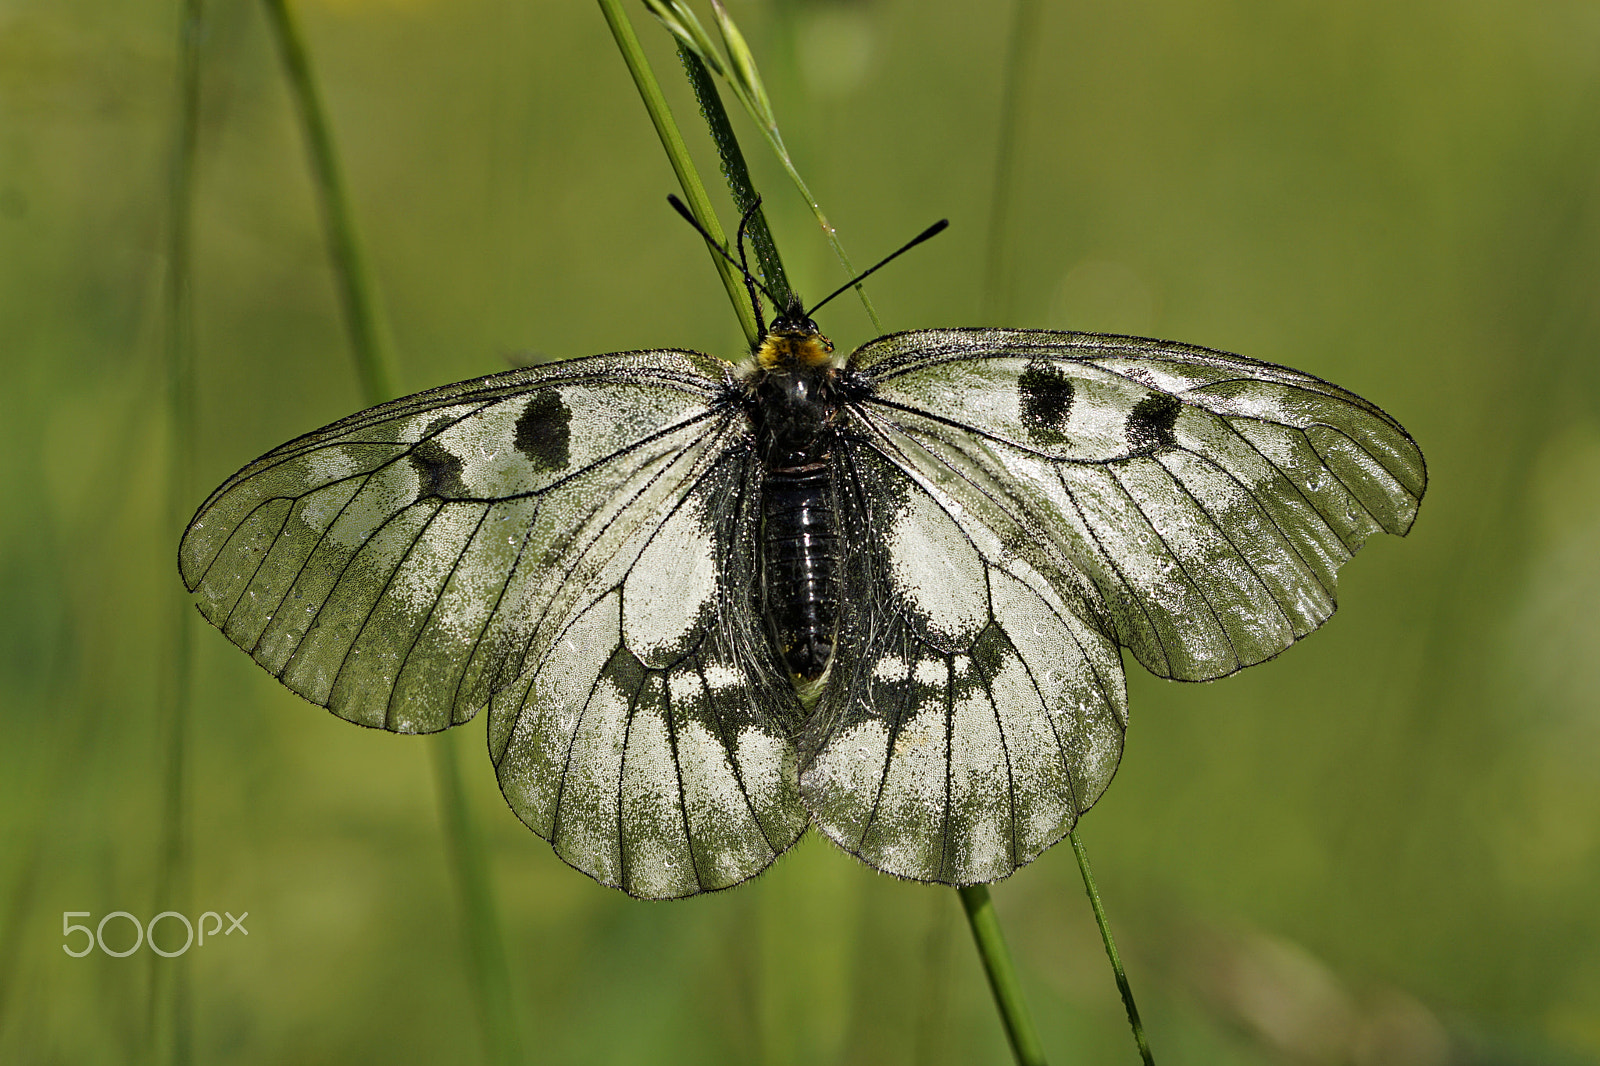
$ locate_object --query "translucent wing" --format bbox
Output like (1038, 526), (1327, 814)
(487, 448), (809, 898)
(849, 328), (1426, 682)
(181, 350), (808, 896)
(801, 327), (1424, 885)
(182, 351), (714, 727)
(801, 442), (1127, 885)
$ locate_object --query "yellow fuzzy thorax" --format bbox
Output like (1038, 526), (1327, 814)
(755, 328), (835, 371)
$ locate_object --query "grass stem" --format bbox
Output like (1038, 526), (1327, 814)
(634, 14), (1055, 1066)
(958, 885), (1049, 1066)
(981, 0), (1042, 323)
(432, 734), (524, 1066)
(597, 0), (760, 346)
(980, 9), (1153, 1059)
(645, 0), (881, 327)
(261, 5), (522, 1061)
(260, 0), (395, 401)
(676, 43), (793, 313)
(151, 1), (205, 1060)
(1070, 829), (1154, 1065)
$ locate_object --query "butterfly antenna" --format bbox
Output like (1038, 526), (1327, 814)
(666, 194), (780, 332)
(805, 219), (950, 318)
(734, 198), (767, 333)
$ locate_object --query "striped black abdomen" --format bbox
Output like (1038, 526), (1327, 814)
(762, 463), (838, 682)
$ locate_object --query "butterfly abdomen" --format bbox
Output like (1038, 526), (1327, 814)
(761, 461), (839, 682)
(748, 351), (845, 685)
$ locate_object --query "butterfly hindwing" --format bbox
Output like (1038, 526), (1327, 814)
(799, 441), (1127, 886)
(848, 329), (1425, 682)
(487, 447), (809, 899)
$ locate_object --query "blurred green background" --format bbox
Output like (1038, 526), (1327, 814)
(3, 0), (1599, 1062)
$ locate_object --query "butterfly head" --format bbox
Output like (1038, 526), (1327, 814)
(756, 300), (835, 371)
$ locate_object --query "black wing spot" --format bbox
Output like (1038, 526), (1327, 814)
(1126, 392), (1181, 452)
(515, 389), (572, 472)
(1018, 361), (1075, 446)
(410, 438), (465, 500)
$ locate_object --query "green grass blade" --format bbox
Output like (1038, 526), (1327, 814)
(981, 0), (1042, 323)
(958, 885), (1049, 1066)
(260, 0), (395, 401)
(650, 0), (881, 328)
(677, 43), (794, 313)
(598, 0), (759, 346)
(260, 5), (523, 1062)
(1070, 829), (1155, 1065)
(432, 734), (524, 1066)
(150, 1), (205, 1061)
(706, 1), (880, 329)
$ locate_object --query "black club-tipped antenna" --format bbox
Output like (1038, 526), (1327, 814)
(734, 200), (764, 324)
(804, 218), (949, 319)
(667, 194), (950, 332)
(667, 194), (781, 335)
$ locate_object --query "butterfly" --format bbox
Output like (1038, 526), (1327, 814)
(180, 217), (1425, 899)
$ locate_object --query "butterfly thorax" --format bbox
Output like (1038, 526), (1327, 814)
(744, 317), (848, 688)
(754, 310), (834, 371)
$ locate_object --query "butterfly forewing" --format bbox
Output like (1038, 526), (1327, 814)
(179, 351), (735, 732)
(848, 329), (1425, 682)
